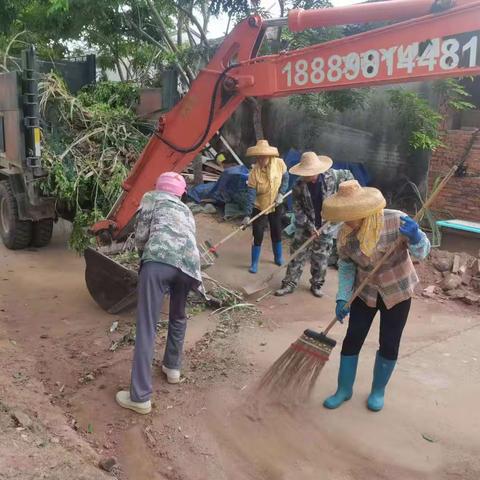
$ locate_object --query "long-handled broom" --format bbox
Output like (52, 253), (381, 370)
(199, 191), (293, 265)
(257, 164), (458, 404)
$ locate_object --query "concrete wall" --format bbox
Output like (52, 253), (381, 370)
(220, 85), (429, 208)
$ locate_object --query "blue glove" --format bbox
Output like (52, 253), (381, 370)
(399, 215), (422, 245)
(335, 300), (350, 323)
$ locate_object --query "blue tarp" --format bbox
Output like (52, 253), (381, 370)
(187, 165), (249, 213)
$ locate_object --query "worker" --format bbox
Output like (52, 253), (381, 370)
(243, 140), (289, 273)
(116, 172), (202, 415)
(275, 152), (354, 298)
(321, 180), (431, 412)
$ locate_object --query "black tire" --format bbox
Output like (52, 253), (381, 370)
(0, 180), (33, 250)
(31, 219), (54, 247)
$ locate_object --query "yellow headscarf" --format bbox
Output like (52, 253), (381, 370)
(337, 211), (384, 258)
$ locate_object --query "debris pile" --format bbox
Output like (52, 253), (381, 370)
(39, 74), (149, 252)
(420, 249), (480, 305)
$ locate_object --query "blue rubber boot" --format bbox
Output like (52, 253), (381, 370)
(272, 241), (284, 266)
(323, 355), (359, 409)
(367, 352), (396, 412)
(249, 245), (261, 274)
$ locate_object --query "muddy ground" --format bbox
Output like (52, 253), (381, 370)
(1, 215), (479, 480)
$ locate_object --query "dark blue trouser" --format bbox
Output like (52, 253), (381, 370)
(130, 262), (196, 402)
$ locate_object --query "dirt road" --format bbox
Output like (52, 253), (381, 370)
(1, 216), (479, 479)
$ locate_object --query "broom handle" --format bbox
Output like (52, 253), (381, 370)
(285, 222), (331, 266)
(257, 221), (332, 290)
(322, 163), (458, 336)
(209, 190), (292, 251)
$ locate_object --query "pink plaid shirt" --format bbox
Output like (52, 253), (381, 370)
(338, 209), (430, 309)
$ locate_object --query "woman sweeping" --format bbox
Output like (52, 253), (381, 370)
(242, 140), (289, 273)
(321, 180), (430, 412)
(116, 172), (201, 415)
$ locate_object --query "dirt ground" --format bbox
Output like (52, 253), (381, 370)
(1, 214), (480, 480)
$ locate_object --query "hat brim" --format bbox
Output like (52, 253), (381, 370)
(289, 157), (333, 176)
(246, 147), (279, 158)
(322, 188), (386, 222)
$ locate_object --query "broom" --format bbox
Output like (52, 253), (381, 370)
(257, 165), (458, 404)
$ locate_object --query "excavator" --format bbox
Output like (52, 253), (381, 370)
(85, 0), (480, 313)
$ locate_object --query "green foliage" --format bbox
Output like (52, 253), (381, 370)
(77, 81), (140, 110)
(434, 78), (475, 113)
(387, 89), (443, 152)
(38, 73), (149, 252)
(208, 0), (250, 16)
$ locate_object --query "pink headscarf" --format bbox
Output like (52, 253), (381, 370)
(155, 172), (186, 197)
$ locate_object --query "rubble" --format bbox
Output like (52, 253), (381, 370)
(425, 249), (480, 306)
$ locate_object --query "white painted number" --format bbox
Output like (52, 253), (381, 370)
(440, 38), (460, 70)
(417, 39), (440, 71)
(281, 62), (292, 87)
(463, 35), (478, 68)
(294, 59), (309, 86)
(380, 47), (397, 76)
(344, 52), (360, 80)
(361, 49), (380, 78)
(310, 57), (325, 84)
(327, 54), (343, 82)
(280, 35), (478, 87)
(397, 43), (419, 73)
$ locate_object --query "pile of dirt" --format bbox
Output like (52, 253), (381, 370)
(416, 249), (480, 306)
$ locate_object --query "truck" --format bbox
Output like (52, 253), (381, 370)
(0, 47), (95, 249)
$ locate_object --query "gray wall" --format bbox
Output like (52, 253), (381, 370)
(220, 84), (430, 208)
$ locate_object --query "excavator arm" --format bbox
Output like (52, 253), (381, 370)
(86, 0), (480, 312)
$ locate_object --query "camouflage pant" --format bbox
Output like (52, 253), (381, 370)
(281, 229), (333, 289)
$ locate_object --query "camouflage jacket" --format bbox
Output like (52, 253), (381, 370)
(135, 191), (202, 283)
(293, 168), (354, 234)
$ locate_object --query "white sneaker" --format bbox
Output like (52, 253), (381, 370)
(115, 390), (151, 415)
(162, 365), (181, 384)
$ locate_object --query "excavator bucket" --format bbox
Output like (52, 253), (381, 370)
(84, 247), (138, 314)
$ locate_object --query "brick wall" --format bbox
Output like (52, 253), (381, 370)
(429, 129), (480, 222)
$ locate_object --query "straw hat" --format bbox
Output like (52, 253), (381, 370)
(289, 152), (333, 176)
(246, 139), (279, 158)
(322, 180), (386, 222)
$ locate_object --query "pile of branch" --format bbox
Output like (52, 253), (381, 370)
(38, 73), (150, 252)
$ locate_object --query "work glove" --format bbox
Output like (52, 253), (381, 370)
(399, 215), (422, 245)
(241, 216), (251, 229)
(335, 300), (350, 323)
(275, 193), (284, 205)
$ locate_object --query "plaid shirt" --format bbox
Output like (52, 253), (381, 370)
(338, 209), (430, 309)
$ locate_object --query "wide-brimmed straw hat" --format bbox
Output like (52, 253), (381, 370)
(322, 180), (386, 222)
(289, 152), (333, 176)
(246, 139), (279, 158)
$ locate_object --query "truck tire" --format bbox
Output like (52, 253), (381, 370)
(31, 219), (54, 247)
(0, 180), (33, 250)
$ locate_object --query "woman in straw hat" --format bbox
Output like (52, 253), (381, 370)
(275, 152), (354, 298)
(321, 180), (430, 412)
(243, 140), (289, 273)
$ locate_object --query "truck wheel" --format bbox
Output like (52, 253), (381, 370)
(31, 219), (54, 247)
(0, 180), (33, 250)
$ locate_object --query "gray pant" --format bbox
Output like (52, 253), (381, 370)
(130, 261), (196, 402)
